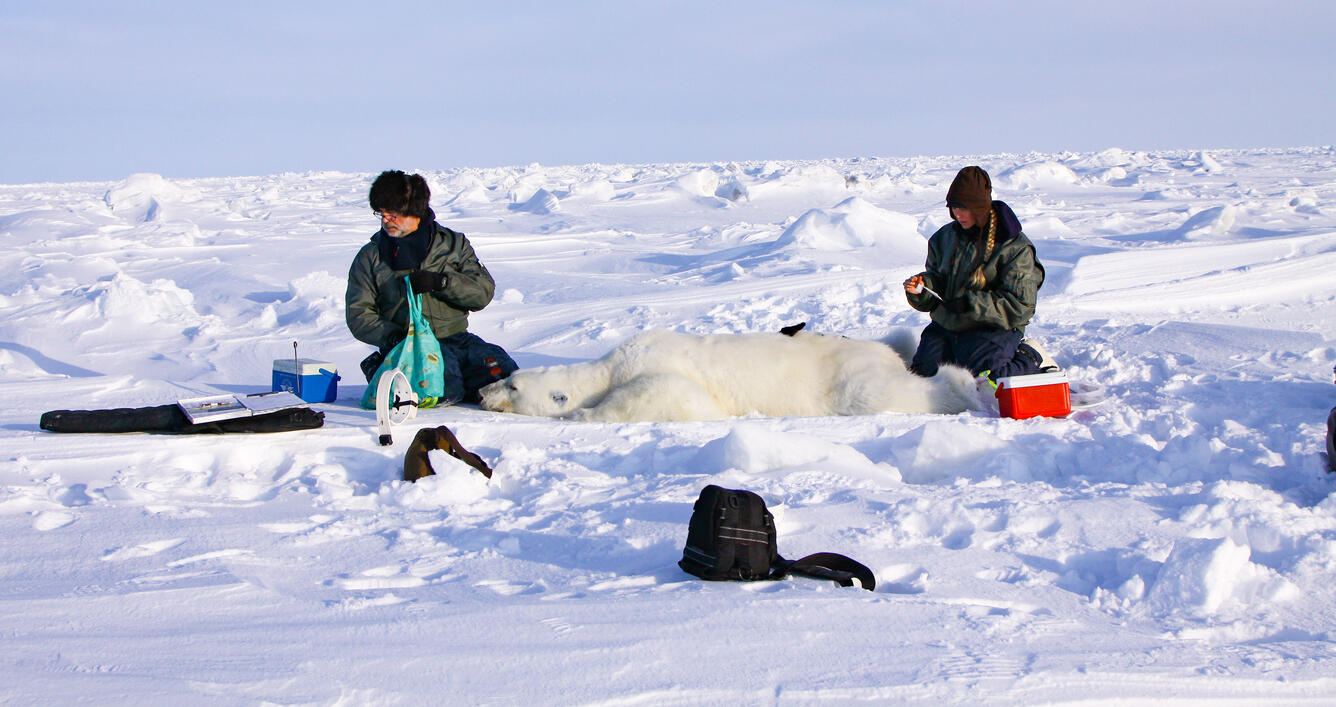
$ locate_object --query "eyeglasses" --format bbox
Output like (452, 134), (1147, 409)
(374, 210), (408, 222)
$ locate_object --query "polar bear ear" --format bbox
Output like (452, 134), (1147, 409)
(550, 391), (569, 407)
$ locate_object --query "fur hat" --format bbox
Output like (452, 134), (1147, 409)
(945, 166), (992, 227)
(369, 170), (431, 220)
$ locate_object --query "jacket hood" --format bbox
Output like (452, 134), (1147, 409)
(952, 200), (1023, 244)
(992, 200), (1022, 243)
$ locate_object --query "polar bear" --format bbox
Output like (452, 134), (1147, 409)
(477, 329), (982, 422)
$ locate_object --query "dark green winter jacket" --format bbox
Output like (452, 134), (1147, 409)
(345, 222), (496, 351)
(906, 200), (1044, 333)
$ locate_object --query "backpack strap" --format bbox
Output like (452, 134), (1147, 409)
(775, 552), (876, 591)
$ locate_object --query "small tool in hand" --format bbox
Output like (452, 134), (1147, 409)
(912, 282), (944, 301)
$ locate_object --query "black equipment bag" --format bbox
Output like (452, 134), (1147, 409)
(40, 404), (324, 435)
(679, 485), (876, 590)
(1327, 406), (1335, 473)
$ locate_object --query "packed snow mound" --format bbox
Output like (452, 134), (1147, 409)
(0, 348), (49, 378)
(744, 163), (850, 199)
(103, 173), (197, 222)
(714, 178), (749, 202)
(776, 196), (925, 256)
(1060, 235), (1336, 309)
(673, 168), (720, 197)
(76, 272), (200, 325)
(1191, 150), (1224, 173)
(510, 188), (561, 215)
(1068, 147), (1145, 170)
(1288, 189), (1321, 214)
(890, 420), (1010, 484)
(382, 451), (496, 510)
(1178, 204), (1238, 239)
(698, 424), (897, 480)
(443, 184), (492, 210)
(1023, 214), (1081, 239)
(282, 272), (347, 328)
(567, 179), (617, 201)
(1145, 536), (1298, 618)
(917, 213), (948, 238)
(1063, 144), (1148, 170)
(995, 161), (1079, 190)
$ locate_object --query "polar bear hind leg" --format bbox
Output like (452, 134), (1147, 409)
(569, 372), (728, 422)
(823, 339), (918, 415)
(879, 327), (919, 365)
(930, 364), (987, 414)
(827, 351), (982, 416)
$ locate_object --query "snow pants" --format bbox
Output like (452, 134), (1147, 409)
(909, 322), (1039, 381)
(437, 331), (519, 404)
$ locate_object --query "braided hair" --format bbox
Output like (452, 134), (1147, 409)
(946, 166), (997, 291)
(969, 208), (997, 290)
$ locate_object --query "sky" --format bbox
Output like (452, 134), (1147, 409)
(2, 0), (1332, 184)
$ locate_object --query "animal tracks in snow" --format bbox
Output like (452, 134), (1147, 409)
(918, 647), (1034, 690)
(540, 616), (575, 639)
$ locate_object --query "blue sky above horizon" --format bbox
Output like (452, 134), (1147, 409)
(2, 1), (1331, 184)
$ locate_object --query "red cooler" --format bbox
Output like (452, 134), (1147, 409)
(995, 371), (1071, 419)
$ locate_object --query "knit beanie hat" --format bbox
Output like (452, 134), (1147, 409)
(945, 166), (992, 227)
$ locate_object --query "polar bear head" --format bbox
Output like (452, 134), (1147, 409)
(478, 363), (607, 418)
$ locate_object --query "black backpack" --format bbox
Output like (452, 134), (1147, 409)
(1327, 406), (1335, 473)
(678, 485), (876, 590)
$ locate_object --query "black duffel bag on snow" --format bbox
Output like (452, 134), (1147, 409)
(40, 403), (324, 435)
(678, 484), (875, 591)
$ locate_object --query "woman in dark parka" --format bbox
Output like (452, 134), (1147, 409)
(903, 166), (1056, 381)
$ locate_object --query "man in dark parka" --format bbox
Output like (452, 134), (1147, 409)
(346, 170), (517, 405)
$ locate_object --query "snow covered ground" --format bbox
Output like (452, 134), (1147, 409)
(3, 147), (1336, 703)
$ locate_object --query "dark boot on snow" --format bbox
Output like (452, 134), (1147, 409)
(403, 426), (494, 482)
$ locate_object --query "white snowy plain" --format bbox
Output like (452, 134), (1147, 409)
(3, 147), (1336, 704)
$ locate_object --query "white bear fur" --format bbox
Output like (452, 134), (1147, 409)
(478, 329), (982, 422)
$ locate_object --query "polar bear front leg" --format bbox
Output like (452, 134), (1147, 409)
(568, 372), (729, 422)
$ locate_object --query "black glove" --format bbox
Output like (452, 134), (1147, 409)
(359, 350), (386, 382)
(408, 269), (446, 294)
(941, 296), (970, 313)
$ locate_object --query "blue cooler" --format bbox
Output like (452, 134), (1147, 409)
(272, 359), (339, 403)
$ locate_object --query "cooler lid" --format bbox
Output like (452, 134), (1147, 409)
(995, 371), (1069, 389)
(273, 358), (336, 375)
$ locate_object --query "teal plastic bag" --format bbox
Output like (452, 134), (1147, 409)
(360, 277), (445, 409)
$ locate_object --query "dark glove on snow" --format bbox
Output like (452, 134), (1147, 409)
(941, 296), (970, 313)
(408, 269), (446, 294)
